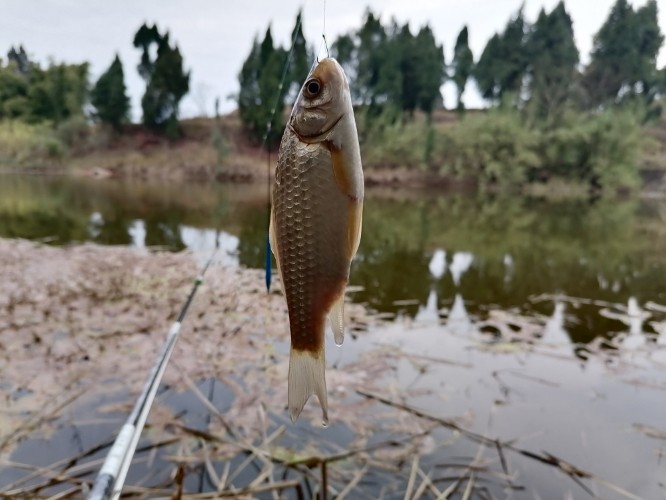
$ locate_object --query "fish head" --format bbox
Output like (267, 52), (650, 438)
(289, 58), (350, 142)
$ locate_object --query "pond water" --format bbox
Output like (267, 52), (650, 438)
(1, 173), (666, 498)
(2, 174), (665, 338)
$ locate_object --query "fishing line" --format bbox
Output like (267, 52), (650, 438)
(88, 250), (217, 500)
(323, 0), (326, 36)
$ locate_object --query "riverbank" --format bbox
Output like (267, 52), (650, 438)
(3, 107), (666, 194)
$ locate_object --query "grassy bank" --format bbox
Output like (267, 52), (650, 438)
(1, 105), (665, 194)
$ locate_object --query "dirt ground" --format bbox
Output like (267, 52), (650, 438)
(0, 238), (389, 455)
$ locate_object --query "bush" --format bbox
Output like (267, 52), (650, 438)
(210, 126), (231, 164)
(0, 120), (65, 166)
(436, 108), (540, 187)
(536, 108), (643, 190)
(55, 115), (90, 150)
(358, 109), (431, 170)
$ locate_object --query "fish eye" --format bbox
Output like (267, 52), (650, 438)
(304, 79), (322, 97)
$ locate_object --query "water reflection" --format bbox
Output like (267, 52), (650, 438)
(447, 294), (473, 336)
(2, 174), (666, 346)
(541, 302), (568, 345)
(179, 226), (239, 266)
(128, 219), (146, 247)
(600, 296), (650, 350)
(449, 251), (474, 286)
(428, 249), (446, 279)
(414, 289), (439, 324)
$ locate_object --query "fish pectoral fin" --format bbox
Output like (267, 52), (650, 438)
(329, 293), (345, 346)
(347, 201), (363, 259)
(327, 140), (363, 201)
(288, 348), (328, 425)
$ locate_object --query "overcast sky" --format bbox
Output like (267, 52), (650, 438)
(1, 1), (664, 118)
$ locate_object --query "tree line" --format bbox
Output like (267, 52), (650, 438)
(238, 0), (664, 142)
(0, 23), (189, 137)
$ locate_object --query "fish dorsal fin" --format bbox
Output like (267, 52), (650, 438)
(329, 292), (345, 346)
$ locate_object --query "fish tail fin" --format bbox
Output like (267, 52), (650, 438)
(288, 348), (328, 425)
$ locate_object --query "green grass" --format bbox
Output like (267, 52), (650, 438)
(0, 121), (65, 167)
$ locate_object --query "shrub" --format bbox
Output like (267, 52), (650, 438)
(437, 108), (540, 187)
(0, 120), (65, 166)
(358, 109), (431, 170)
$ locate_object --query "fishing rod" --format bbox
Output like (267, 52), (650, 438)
(88, 250), (217, 500)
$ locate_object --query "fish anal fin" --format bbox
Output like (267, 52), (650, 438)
(288, 348), (328, 425)
(329, 292), (345, 346)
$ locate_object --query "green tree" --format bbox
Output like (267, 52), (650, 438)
(356, 10), (389, 107)
(451, 26), (474, 111)
(237, 26), (289, 146)
(91, 54), (130, 131)
(331, 33), (356, 77)
(474, 34), (503, 102)
(474, 7), (529, 105)
(583, 0), (664, 107)
(412, 25), (445, 114)
(525, 2), (579, 120)
(499, 7), (529, 99)
(27, 62), (88, 124)
(133, 23), (162, 81)
(0, 53), (30, 119)
(7, 45), (32, 75)
(632, 0), (664, 101)
(287, 10), (310, 97)
(331, 13), (444, 116)
(132, 24), (190, 136)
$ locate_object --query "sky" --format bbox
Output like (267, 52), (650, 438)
(1, 1), (664, 119)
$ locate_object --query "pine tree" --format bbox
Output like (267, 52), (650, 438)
(288, 10), (310, 97)
(413, 25), (445, 114)
(133, 23), (162, 81)
(499, 7), (529, 99)
(583, 0), (663, 106)
(632, 0), (664, 100)
(356, 10), (388, 108)
(237, 26), (289, 146)
(330, 13), (444, 116)
(133, 24), (190, 136)
(451, 26), (474, 110)
(91, 54), (130, 131)
(7, 45), (32, 75)
(474, 7), (529, 105)
(525, 2), (579, 119)
(474, 34), (503, 102)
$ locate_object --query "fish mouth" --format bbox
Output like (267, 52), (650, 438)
(291, 112), (345, 143)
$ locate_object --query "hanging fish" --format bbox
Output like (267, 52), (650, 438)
(270, 58), (364, 424)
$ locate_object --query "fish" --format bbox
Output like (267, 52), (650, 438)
(270, 57), (364, 424)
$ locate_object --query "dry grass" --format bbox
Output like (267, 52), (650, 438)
(0, 239), (661, 499)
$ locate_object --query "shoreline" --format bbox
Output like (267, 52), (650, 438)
(2, 110), (666, 195)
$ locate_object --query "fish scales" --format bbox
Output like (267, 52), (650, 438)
(274, 134), (350, 353)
